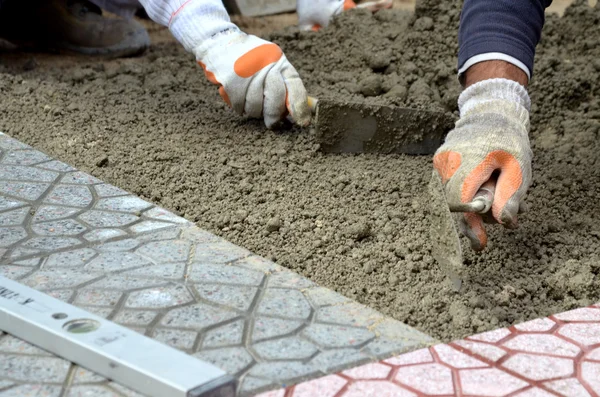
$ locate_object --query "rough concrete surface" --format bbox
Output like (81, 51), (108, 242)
(0, 0), (599, 341)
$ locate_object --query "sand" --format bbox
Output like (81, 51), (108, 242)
(1, 0), (599, 341)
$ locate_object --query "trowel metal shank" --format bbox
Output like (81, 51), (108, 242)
(314, 99), (455, 155)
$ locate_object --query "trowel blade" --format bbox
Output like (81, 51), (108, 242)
(428, 170), (464, 292)
(314, 98), (454, 155)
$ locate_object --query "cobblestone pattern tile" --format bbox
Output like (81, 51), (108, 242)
(0, 133), (435, 397)
(261, 304), (600, 397)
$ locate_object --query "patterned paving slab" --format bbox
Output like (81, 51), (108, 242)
(0, 132), (436, 397)
(258, 304), (600, 396)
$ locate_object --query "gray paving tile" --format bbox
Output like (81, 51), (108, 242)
(195, 284), (258, 311)
(193, 242), (250, 264)
(143, 207), (190, 224)
(112, 310), (158, 326)
(0, 207), (29, 226)
(0, 196), (27, 211)
(267, 271), (316, 289)
(36, 160), (76, 172)
(94, 184), (129, 198)
(60, 171), (102, 185)
(106, 382), (145, 397)
(0, 134), (31, 150)
(302, 324), (375, 349)
(238, 376), (278, 396)
(87, 275), (167, 290)
(32, 206), (81, 223)
(0, 335), (52, 356)
(79, 210), (139, 227)
(201, 320), (245, 348)
(67, 385), (121, 397)
(136, 240), (191, 263)
(9, 247), (42, 260)
(44, 185), (93, 207)
(152, 328), (197, 351)
(21, 269), (101, 290)
(187, 263), (264, 286)
(0, 380), (15, 389)
(133, 227), (182, 243)
(46, 289), (75, 302)
(78, 306), (114, 319)
(72, 366), (108, 383)
(74, 289), (122, 306)
(0, 226), (28, 247)
(257, 288), (312, 320)
(161, 303), (238, 329)
(22, 236), (81, 251)
(1, 385), (62, 397)
(85, 252), (151, 272)
(252, 317), (305, 342)
(253, 337), (319, 361)
(125, 285), (194, 309)
(45, 248), (97, 268)
(122, 262), (186, 280)
(235, 255), (284, 274)
(0, 354), (70, 382)
(12, 258), (41, 266)
(2, 150), (51, 166)
(317, 302), (384, 328)
(248, 361), (320, 382)
(310, 349), (371, 373)
(305, 287), (353, 307)
(0, 181), (50, 201)
(82, 229), (127, 242)
(32, 219), (88, 236)
(0, 165), (58, 183)
(95, 239), (140, 252)
(194, 347), (254, 375)
(0, 265), (32, 280)
(95, 196), (152, 213)
(129, 221), (176, 234)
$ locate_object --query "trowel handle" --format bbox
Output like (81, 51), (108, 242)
(471, 179), (496, 214)
(307, 96), (319, 113)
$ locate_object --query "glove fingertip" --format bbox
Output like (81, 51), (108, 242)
(461, 213), (488, 251)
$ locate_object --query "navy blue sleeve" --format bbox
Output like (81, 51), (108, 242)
(458, 0), (552, 76)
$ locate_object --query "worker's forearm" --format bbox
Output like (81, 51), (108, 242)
(457, 0), (553, 82)
(138, 0), (238, 51)
(463, 61), (528, 88)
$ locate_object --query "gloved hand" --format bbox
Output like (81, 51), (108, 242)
(193, 29), (311, 128)
(433, 78), (533, 251)
(297, 0), (393, 31)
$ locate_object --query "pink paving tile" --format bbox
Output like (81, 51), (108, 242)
(543, 378), (592, 397)
(513, 318), (557, 333)
(554, 307), (600, 322)
(502, 334), (581, 357)
(453, 340), (507, 362)
(343, 381), (416, 397)
(581, 361), (600, 394)
(395, 363), (454, 395)
(292, 374), (346, 397)
(433, 344), (488, 369)
(341, 363), (391, 380)
(468, 328), (512, 343)
(558, 323), (600, 347)
(384, 348), (434, 366)
(586, 347), (600, 361)
(501, 353), (574, 381)
(512, 387), (557, 397)
(458, 368), (529, 396)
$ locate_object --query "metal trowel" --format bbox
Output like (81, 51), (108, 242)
(307, 96), (454, 155)
(428, 171), (495, 292)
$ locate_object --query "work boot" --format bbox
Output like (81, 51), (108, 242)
(0, 0), (150, 57)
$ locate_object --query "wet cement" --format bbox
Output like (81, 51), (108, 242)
(1, 0), (599, 341)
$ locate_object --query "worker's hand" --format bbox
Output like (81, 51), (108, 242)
(192, 29), (311, 128)
(297, 0), (392, 31)
(433, 78), (533, 251)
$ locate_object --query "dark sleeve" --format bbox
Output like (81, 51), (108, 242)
(458, 0), (553, 76)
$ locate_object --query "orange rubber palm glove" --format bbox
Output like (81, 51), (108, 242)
(433, 78), (533, 251)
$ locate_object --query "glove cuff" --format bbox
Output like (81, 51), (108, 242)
(167, 0), (239, 53)
(459, 78), (531, 119)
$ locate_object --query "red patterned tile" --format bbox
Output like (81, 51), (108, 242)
(512, 387), (557, 397)
(384, 348), (433, 366)
(513, 318), (556, 333)
(395, 363), (454, 395)
(433, 345), (488, 369)
(341, 363), (391, 380)
(454, 340), (507, 362)
(292, 375), (346, 397)
(543, 378), (592, 397)
(502, 334), (581, 357)
(586, 347), (600, 361)
(501, 353), (574, 381)
(558, 323), (600, 346)
(257, 390), (285, 397)
(343, 381), (416, 397)
(581, 362), (600, 394)
(468, 328), (512, 343)
(554, 307), (600, 322)
(459, 368), (529, 396)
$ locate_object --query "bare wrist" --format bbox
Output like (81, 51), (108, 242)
(462, 61), (528, 88)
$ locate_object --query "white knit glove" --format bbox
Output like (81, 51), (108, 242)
(433, 78), (533, 251)
(138, 0), (311, 127)
(297, 0), (392, 31)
